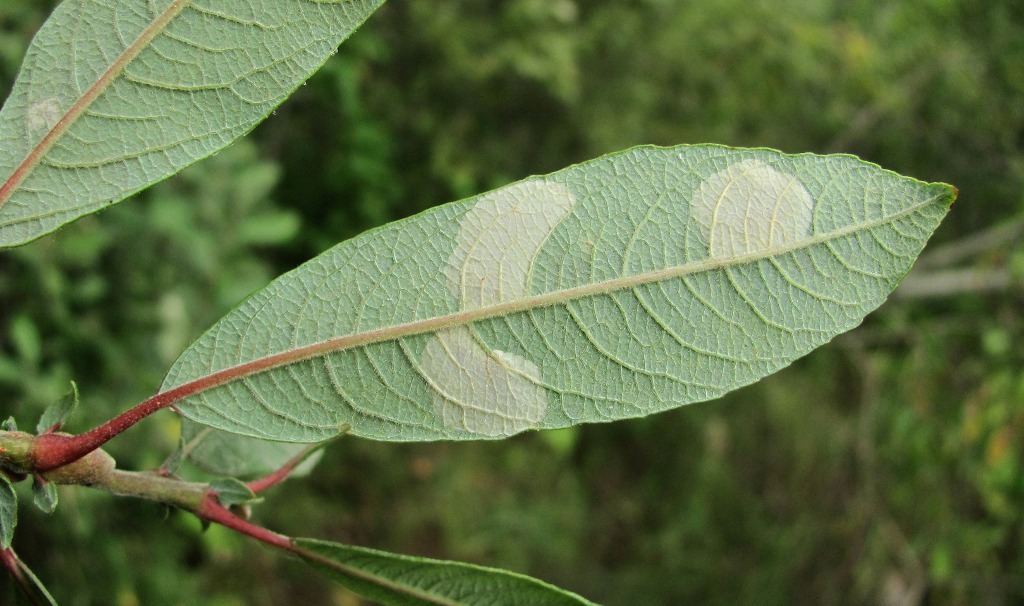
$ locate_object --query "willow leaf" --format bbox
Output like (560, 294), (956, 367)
(162, 145), (954, 443)
(0, 0), (384, 247)
(294, 539), (597, 606)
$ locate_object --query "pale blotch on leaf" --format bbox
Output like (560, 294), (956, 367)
(27, 97), (62, 132)
(421, 179), (576, 436)
(423, 329), (547, 437)
(449, 179), (576, 308)
(693, 159), (814, 258)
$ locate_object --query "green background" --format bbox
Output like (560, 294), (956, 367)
(1, 0), (1022, 604)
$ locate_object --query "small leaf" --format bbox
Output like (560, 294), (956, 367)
(294, 538), (597, 606)
(36, 381), (78, 434)
(1, 418), (17, 432)
(162, 145), (954, 444)
(0, 475), (16, 549)
(0, 0), (387, 246)
(208, 478), (259, 508)
(31, 478), (58, 514)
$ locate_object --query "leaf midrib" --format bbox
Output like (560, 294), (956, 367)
(164, 192), (946, 402)
(0, 0), (192, 210)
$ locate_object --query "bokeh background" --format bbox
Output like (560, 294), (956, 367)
(2, 0), (1023, 604)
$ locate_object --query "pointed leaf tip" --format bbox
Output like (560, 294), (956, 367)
(37, 381), (79, 434)
(32, 479), (58, 514)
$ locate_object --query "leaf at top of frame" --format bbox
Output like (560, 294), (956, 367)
(0, 0), (385, 247)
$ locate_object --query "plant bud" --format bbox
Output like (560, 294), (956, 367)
(41, 446), (116, 486)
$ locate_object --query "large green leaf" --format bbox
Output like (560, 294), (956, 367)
(162, 145), (954, 443)
(294, 539), (597, 605)
(0, 0), (384, 247)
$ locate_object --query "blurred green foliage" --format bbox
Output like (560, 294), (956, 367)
(2, 0), (1023, 604)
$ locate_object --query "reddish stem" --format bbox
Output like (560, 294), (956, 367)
(28, 330), (352, 472)
(246, 442), (322, 494)
(246, 462), (299, 495)
(0, 547), (25, 585)
(30, 390), (175, 472)
(196, 495), (298, 555)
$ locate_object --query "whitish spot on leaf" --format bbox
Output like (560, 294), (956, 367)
(421, 179), (576, 436)
(423, 329), (546, 437)
(26, 97), (61, 132)
(693, 159), (814, 257)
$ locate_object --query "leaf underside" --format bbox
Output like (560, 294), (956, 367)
(295, 538), (598, 606)
(0, 0), (384, 247)
(163, 145), (954, 444)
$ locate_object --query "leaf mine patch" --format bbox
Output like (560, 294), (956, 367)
(693, 159), (814, 258)
(421, 179), (576, 436)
